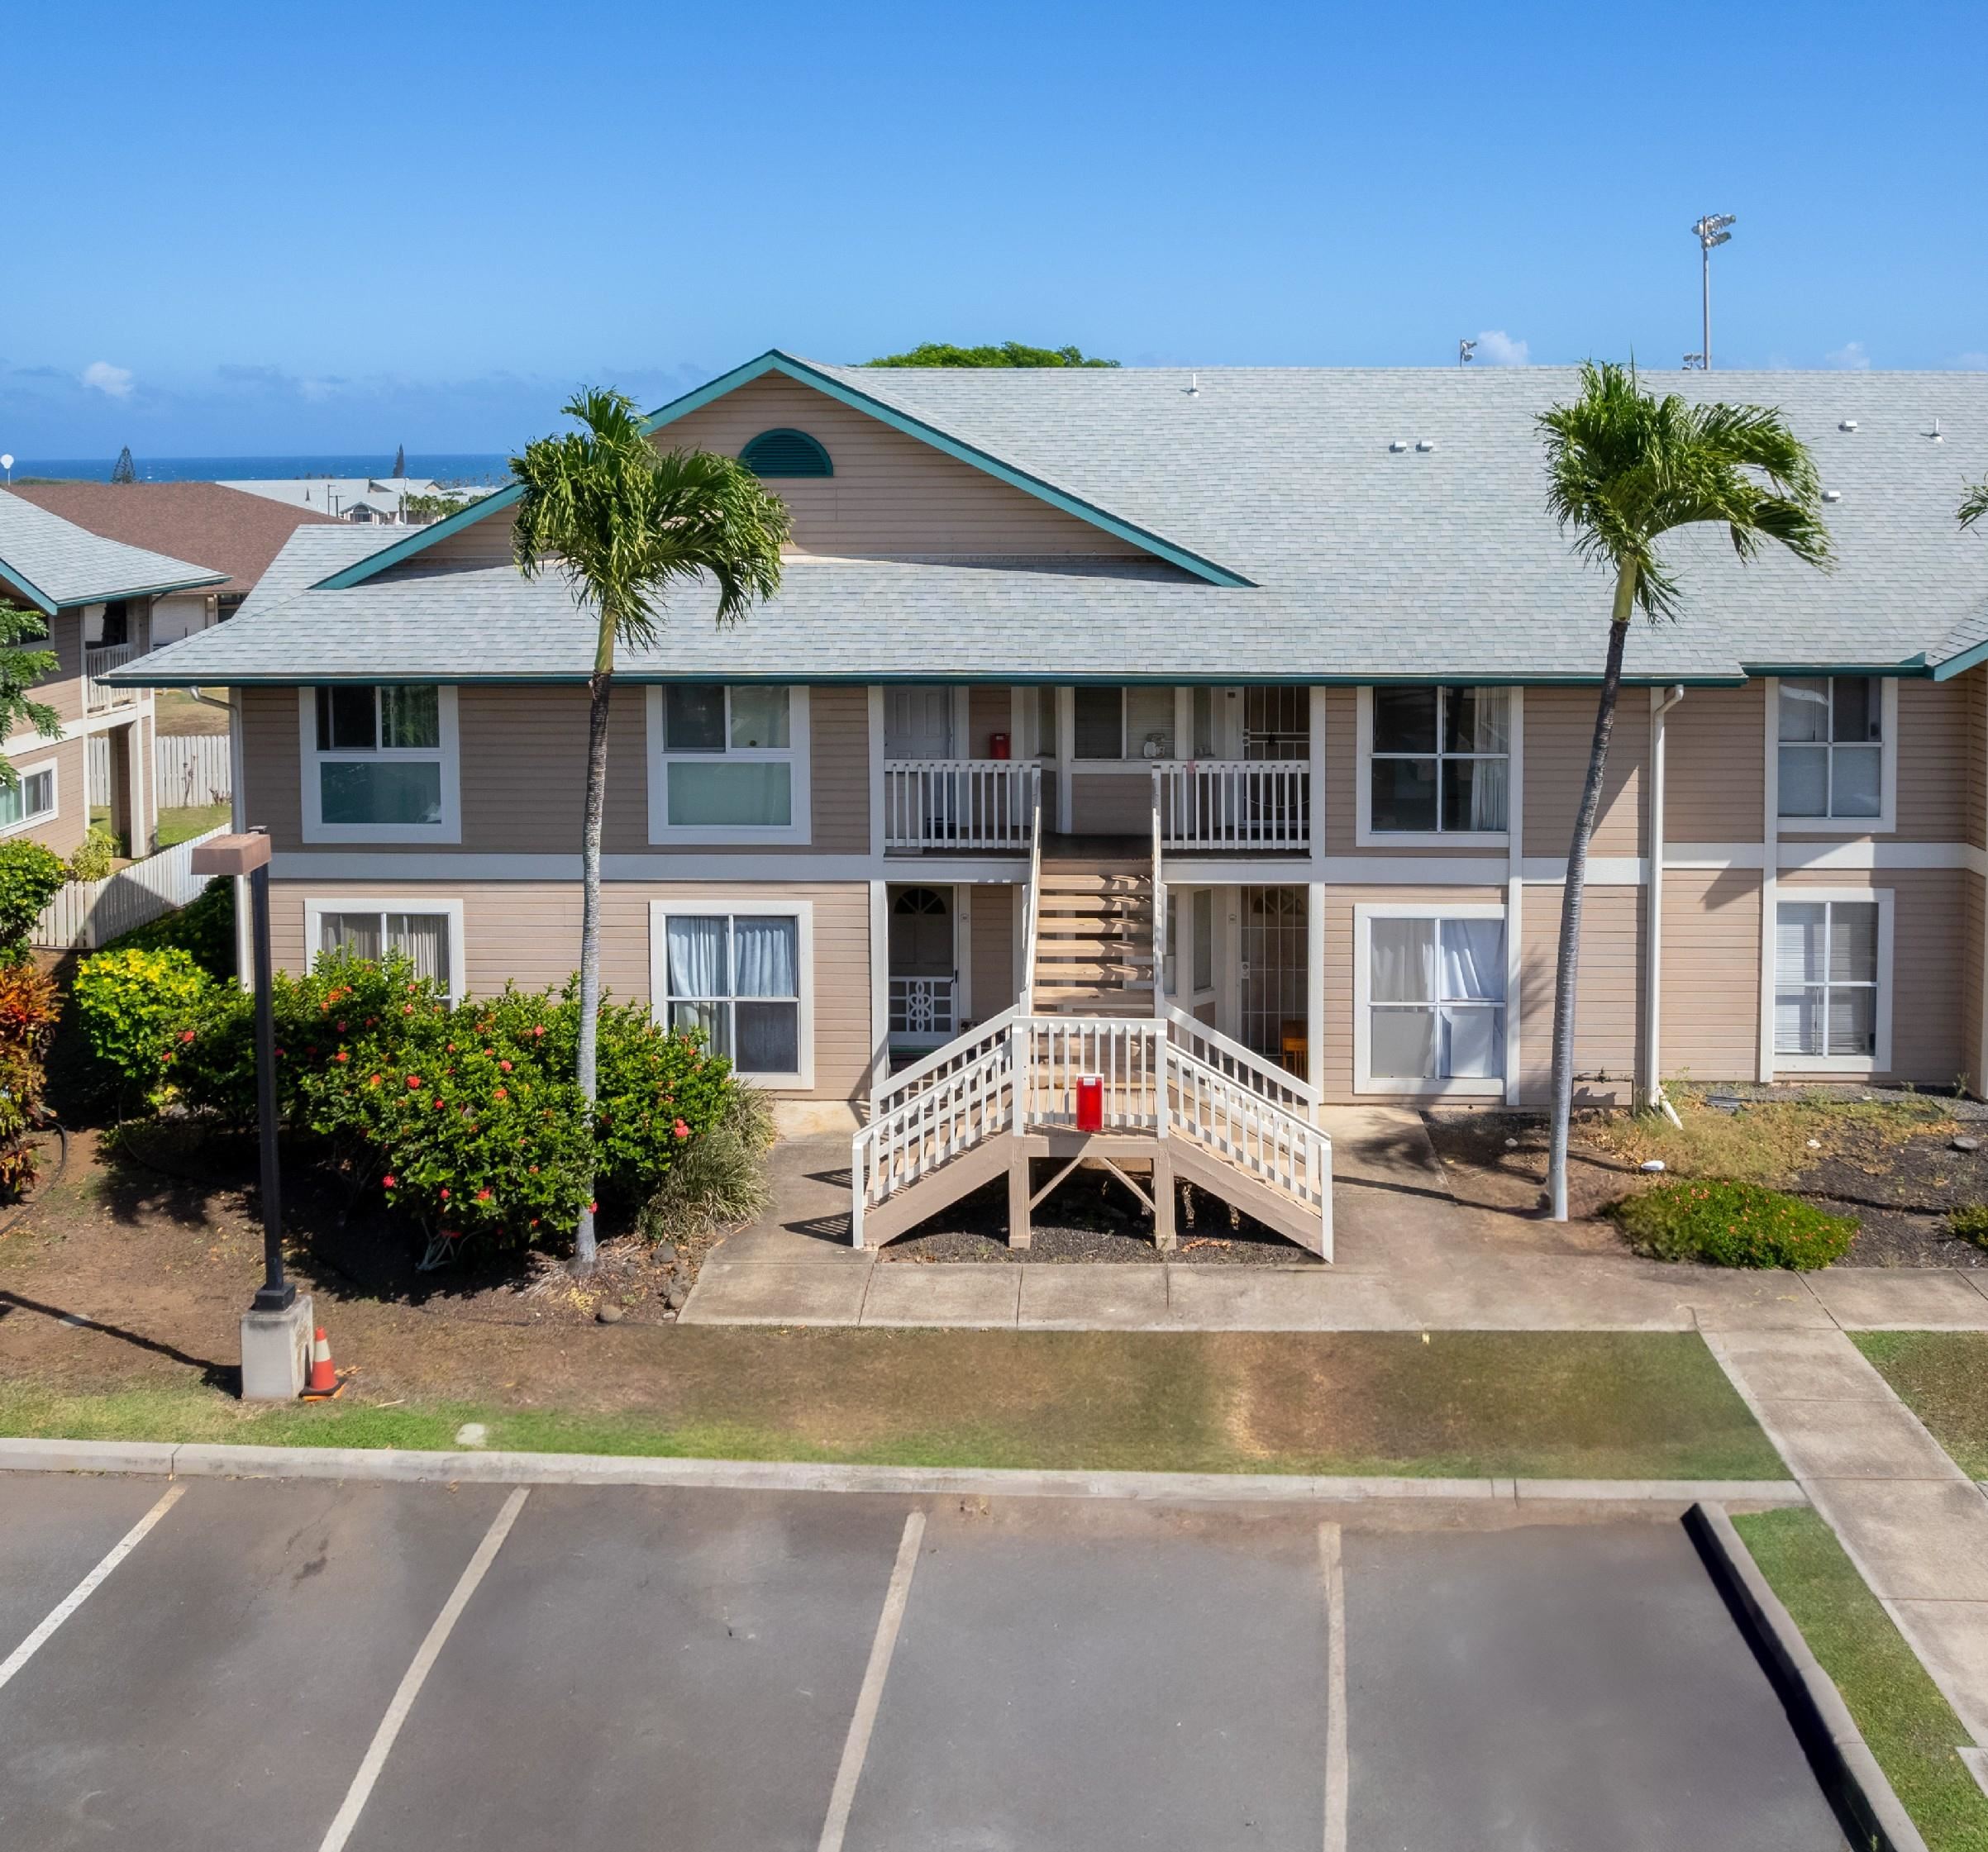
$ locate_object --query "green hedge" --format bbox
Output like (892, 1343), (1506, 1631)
(102, 877), (234, 980)
(1609, 1178), (1856, 1269)
(75, 947), (742, 1251)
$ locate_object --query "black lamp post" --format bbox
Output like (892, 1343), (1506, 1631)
(190, 827), (290, 1311)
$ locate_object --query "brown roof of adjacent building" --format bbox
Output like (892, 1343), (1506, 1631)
(7, 481), (340, 598)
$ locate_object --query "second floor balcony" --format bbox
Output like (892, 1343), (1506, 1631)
(83, 641), (145, 715)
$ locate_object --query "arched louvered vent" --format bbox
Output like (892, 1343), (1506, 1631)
(740, 429), (833, 478)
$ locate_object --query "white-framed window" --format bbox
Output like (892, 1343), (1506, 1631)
(1773, 890), (1892, 1071)
(0, 760), (58, 836)
(646, 686), (811, 845)
(298, 684), (460, 844)
(303, 898), (465, 1002)
(1072, 686), (1176, 761)
(1354, 903), (1508, 1096)
(1357, 686), (1517, 845)
(1773, 676), (1895, 831)
(650, 898), (813, 1088)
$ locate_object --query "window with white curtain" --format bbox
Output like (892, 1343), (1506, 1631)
(0, 764), (56, 834)
(1361, 912), (1507, 1087)
(649, 687), (808, 842)
(1776, 899), (1881, 1059)
(1778, 677), (1883, 821)
(301, 685), (458, 841)
(305, 900), (463, 1000)
(656, 906), (809, 1081)
(1367, 687), (1510, 834)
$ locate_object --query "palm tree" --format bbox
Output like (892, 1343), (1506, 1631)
(1536, 363), (1832, 1220)
(511, 388), (790, 1270)
(1962, 479), (1988, 529)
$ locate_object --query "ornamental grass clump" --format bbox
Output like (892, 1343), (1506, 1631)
(1948, 1203), (1988, 1250)
(1609, 1178), (1855, 1269)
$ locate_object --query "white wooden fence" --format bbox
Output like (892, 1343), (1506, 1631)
(32, 825), (229, 951)
(87, 735), (232, 810)
(155, 736), (231, 807)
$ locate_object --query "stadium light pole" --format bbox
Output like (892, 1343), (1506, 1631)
(1691, 213), (1737, 370)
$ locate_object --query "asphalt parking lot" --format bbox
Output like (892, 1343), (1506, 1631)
(0, 1473), (1845, 1851)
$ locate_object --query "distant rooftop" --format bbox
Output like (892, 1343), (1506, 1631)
(0, 489), (226, 613)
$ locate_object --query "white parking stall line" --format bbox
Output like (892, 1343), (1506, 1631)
(1320, 1521), (1348, 1852)
(818, 1507), (927, 1852)
(0, 1483), (187, 1696)
(317, 1486), (530, 1852)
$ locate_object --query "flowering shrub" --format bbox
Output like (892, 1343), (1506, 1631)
(108, 949), (752, 1252)
(0, 964), (58, 1195)
(74, 945), (217, 1102)
(1609, 1178), (1856, 1269)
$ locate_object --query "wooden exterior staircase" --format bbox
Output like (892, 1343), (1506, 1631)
(849, 778), (1333, 1259)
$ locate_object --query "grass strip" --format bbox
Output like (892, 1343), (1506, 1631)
(1733, 1507), (1988, 1852)
(0, 1330), (1787, 1479)
(1854, 1332), (1988, 1480)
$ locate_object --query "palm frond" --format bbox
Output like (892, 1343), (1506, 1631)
(508, 388), (791, 666)
(1537, 360), (1833, 626)
(1962, 478), (1988, 531)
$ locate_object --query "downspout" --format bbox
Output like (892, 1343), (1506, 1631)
(1644, 686), (1685, 1126)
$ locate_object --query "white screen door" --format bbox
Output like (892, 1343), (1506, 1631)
(885, 686), (954, 759)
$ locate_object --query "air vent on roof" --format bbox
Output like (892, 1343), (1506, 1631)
(1838, 419), (1858, 431)
(741, 429), (833, 478)
(1389, 440), (1409, 453)
(1416, 440), (1437, 453)
(1822, 489), (1843, 502)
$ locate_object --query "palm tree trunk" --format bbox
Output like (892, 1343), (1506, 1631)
(1547, 567), (1638, 1220)
(571, 653), (613, 1274)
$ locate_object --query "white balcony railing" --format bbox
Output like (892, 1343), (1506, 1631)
(884, 759), (1037, 852)
(889, 974), (956, 1042)
(83, 642), (143, 714)
(1153, 759), (1309, 850)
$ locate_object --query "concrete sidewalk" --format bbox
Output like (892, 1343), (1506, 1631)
(684, 1110), (1988, 1334)
(1707, 1328), (1988, 1754)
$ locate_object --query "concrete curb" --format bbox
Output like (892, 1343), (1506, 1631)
(0, 1436), (1805, 1507)
(1685, 1501), (1930, 1852)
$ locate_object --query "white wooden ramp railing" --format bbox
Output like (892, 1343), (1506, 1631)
(851, 1010), (1331, 1255)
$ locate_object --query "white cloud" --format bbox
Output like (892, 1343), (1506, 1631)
(1825, 340), (1871, 370)
(1474, 330), (1529, 367)
(81, 359), (134, 398)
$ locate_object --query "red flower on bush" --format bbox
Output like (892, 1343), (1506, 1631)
(673, 1118), (690, 1140)
(532, 1026), (545, 1038)
(476, 1187), (492, 1202)
(381, 1174), (396, 1188)
(179, 1029), (195, 1043)
(493, 1088), (508, 1101)
(439, 1187), (450, 1200)
(336, 1051), (350, 1064)
(408, 1074), (422, 1088)
(499, 1059), (512, 1072)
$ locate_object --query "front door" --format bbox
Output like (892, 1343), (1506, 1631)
(884, 686), (954, 761)
(889, 885), (956, 1050)
(1239, 884), (1308, 1079)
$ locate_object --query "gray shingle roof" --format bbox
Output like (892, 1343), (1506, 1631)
(0, 488), (227, 612)
(109, 362), (1988, 686)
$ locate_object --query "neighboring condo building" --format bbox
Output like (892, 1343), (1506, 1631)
(0, 490), (225, 857)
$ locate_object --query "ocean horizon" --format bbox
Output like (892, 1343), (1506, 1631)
(2, 453), (512, 487)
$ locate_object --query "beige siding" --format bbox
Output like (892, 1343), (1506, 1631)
(1965, 667), (1987, 851)
(657, 374), (1147, 559)
(1663, 684), (1765, 845)
(1523, 687), (1646, 858)
(966, 686), (1017, 758)
(9, 734), (88, 859)
(969, 881), (1019, 1022)
(1965, 875), (1985, 1096)
(41, 609), (86, 727)
(1777, 868), (1967, 1084)
(380, 503), (517, 573)
(1518, 885), (1642, 1106)
(246, 682), (869, 856)
(1068, 771), (1155, 836)
(1660, 868), (1762, 1083)
(270, 878), (874, 1105)
(1890, 678), (1970, 844)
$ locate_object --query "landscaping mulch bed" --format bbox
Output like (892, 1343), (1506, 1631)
(879, 1166), (1320, 1265)
(1784, 1126), (1988, 1268)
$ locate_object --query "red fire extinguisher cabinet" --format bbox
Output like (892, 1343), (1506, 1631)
(1075, 1074), (1104, 1133)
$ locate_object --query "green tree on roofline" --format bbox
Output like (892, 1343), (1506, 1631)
(109, 447), (136, 484)
(865, 342), (1119, 369)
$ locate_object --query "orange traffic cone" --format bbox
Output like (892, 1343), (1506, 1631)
(302, 1326), (343, 1400)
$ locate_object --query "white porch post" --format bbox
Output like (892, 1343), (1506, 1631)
(1308, 685), (1327, 869)
(868, 878), (889, 1104)
(1307, 882), (1326, 1111)
(1055, 688), (1075, 833)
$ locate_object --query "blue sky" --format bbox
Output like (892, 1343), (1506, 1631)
(7, 0), (1986, 455)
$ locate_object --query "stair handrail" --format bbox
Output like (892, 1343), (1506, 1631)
(1159, 1002), (1318, 1116)
(872, 1004), (1019, 1115)
(1019, 769), (1043, 1012)
(1150, 772), (1166, 1020)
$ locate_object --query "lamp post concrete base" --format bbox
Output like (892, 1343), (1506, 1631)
(240, 1294), (313, 1402)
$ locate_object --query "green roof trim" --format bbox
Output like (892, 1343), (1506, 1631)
(1930, 640), (1988, 682)
(309, 350), (1255, 594)
(0, 557), (61, 617)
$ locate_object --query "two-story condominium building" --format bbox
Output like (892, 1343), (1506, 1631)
(0, 491), (225, 859)
(106, 355), (1988, 1252)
